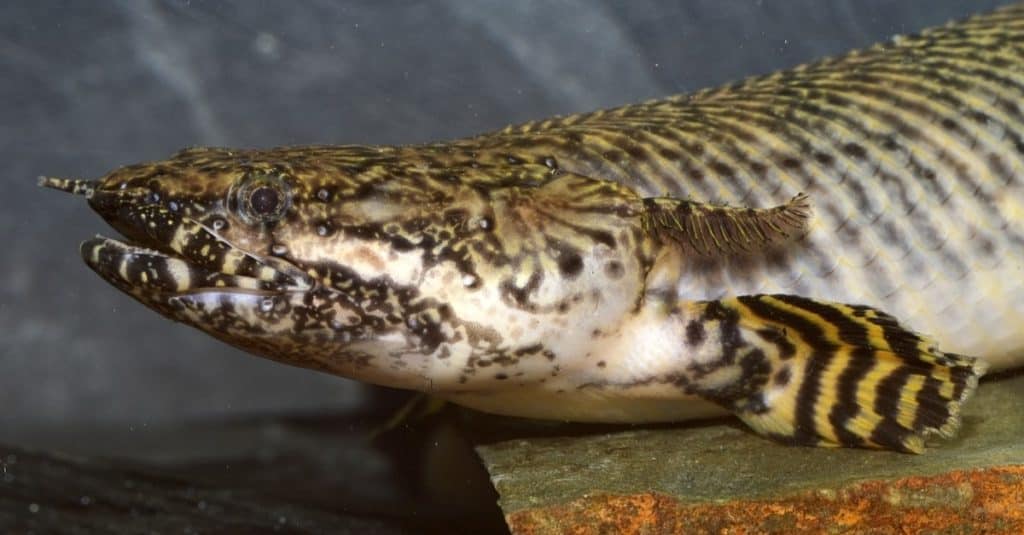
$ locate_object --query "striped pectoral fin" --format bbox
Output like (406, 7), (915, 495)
(642, 193), (811, 256)
(683, 295), (987, 453)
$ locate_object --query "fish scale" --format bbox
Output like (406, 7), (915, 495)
(41, 4), (1024, 453)
(469, 3), (1024, 368)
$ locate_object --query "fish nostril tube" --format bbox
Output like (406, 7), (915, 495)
(38, 177), (101, 198)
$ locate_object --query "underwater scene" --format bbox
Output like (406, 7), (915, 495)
(3, 1), (1023, 533)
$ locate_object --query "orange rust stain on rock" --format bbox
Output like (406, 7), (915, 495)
(505, 466), (1024, 534)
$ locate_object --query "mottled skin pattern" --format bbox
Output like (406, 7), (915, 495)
(44, 4), (1024, 452)
(82, 146), (660, 389)
(66, 146), (804, 400)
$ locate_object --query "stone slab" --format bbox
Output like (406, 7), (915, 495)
(477, 374), (1024, 533)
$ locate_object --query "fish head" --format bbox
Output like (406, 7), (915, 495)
(42, 145), (655, 389)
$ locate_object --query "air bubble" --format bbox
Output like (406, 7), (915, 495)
(168, 200), (180, 212)
(259, 298), (275, 312)
(462, 274), (478, 287)
(317, 188), (330, 201)
(271, 244), (288, 256)
(316, 225), (329, 236)
(211, 218), (226, 231)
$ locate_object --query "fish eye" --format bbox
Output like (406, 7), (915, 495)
(250, 185), (280, 214)
(236, 171), (290, 223)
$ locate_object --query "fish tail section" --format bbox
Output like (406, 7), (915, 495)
(682, 294), (987, 453)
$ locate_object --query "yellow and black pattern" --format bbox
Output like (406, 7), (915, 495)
(684, 295), (985, 453)
(40, 4), (1024, 452)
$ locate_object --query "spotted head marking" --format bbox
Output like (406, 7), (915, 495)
(41, 145), (670, 390)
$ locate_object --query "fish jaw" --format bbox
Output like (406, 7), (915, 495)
(44, 147), (660, 395)
(79, 235), (440, 390)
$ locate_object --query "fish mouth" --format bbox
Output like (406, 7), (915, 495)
(83, 212), (313, 304)
(42, 176), (313, 303)
(43, 175), (418, 384)
(80, 234), (310, 301)
(79, 234), (320, 337)
(79, 215), (314, 308)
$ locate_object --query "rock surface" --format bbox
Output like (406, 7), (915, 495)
(0, 444), (411, 534)
(477, 373), (1024, 534)
(2, 374), (1021, 533)
(0, 410), (504, 534)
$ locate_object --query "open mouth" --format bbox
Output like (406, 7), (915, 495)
(80, 235), (304, 297)
(41, 177), (312, 303)
(41, 175), (406, 381)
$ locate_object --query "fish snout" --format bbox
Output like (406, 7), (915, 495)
(38, 176), (100, 198)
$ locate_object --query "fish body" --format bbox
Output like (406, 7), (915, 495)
(43, 4), (1024, 452)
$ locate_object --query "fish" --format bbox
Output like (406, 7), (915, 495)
(41, 3), (1024, 453)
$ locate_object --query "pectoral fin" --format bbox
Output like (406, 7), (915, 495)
(680, 294), (986, 453)
(643, 193), (811, 255)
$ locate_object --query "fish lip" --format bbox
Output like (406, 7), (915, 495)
(80, 234), (310, 298)
(44, 176), (314, 292)
(86, 189), (315, 293)
(173, 214), (316, 291)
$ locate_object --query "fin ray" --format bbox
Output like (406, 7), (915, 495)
(643, 193), (811, 256)
(682, 294), (985, 453)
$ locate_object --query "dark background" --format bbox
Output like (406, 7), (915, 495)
(1, 1), (1008, 447)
